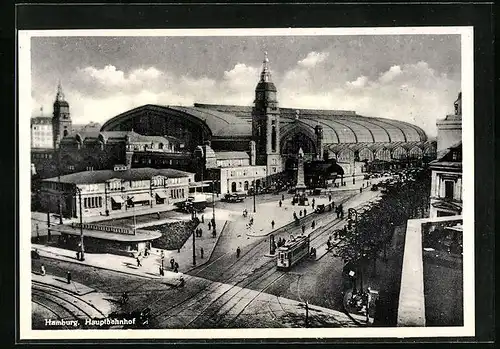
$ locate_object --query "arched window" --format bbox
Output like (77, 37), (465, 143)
(271, 125), (277, 152)
(159, 143), (164, 149)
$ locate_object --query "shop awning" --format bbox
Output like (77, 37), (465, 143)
(128, 193), (153, 202)
(155, 191), (168, 199)
(111, 196), (124, 204)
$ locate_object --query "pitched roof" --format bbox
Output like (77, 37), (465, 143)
(31, 116), (52, 125)
(43, 167), (194, 184)
(215, 151), (250, 160)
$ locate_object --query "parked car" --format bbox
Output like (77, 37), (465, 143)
(315, 204), (326, 213)
(223, 192), (246, 203)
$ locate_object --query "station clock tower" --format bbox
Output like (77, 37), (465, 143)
(52, 82), (72, 149)
(252, 52), (282, 180)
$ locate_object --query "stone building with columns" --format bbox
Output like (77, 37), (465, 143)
(429, 93), (463, 217)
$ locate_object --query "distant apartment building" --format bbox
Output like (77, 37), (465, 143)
(31, 116), (53, 148)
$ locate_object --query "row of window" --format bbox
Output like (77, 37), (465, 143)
(33, 153), (53, 159)
(171, 188), (185, 199)
(217, 159), (249, 167)
(84, 196), (102, 209)
(228, 168), (265, 177)
(133, 157), (186, 166)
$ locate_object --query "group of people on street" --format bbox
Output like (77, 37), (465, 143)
(335, 204), (344, 219)
(169, 257), (180, 273)
(276, 237), (287, 247)
(194, 227), (203, 237)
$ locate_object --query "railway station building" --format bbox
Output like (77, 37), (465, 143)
(34, 53), (437, 194)
(100, 53), (436, 188)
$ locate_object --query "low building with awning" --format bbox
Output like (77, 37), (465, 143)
(40, 166), (196, 219)
(51, 222), (162, 256)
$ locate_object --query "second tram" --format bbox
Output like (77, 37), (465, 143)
(276, 235), (310, 270)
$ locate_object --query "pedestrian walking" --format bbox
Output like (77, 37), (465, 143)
(360, 187), (363, 193)
(159, 265), (164, 276)
(282, 194), (285, 201)
(304, 209), (307, 216)
(329, 194), (332, 202)
(199, 228), (203, 237)
(301, 225), (306, 234)
(136, 257), (142, 267)
(312, 198), (315, 206)
(312, 202), (315, 210)
(174, 262), (179, 270)
(293, 212), (297, 220)
(311, 221), (315, 229)
(201, 214), (204, 223)
(236, 246), (241, 258)
(200, 247), (204, 259)
(174, 266), (178, 273)
(170, 257), (174, 269)
(271, 220), (275, 229)
(299, 210), (302, 217)
(279, 200), (282, 207)
(40, 265), (46, 276)
(208, 221), (212, 230)
(66, 271), (71, 284)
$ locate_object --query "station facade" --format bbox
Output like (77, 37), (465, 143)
(33, 53), (438, 196)
(101, 53), (436, 188)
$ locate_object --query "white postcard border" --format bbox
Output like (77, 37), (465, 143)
(19, 26), (474, 340)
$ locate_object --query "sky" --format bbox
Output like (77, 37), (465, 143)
(30, 34), (461, 136)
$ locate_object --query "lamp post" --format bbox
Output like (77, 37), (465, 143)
(57, 149), (63, 224)
(212, 179), (216, 223)
(253, 175), (256, 213)
(75, 186), (84, 261)
(348, 208), (359, 292)
(192, 207), (196, 266)
(352, 158), (356, 185)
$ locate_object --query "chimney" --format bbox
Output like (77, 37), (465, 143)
(249, 140), (256, 166)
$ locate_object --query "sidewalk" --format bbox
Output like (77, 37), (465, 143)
(32, 216), (228, 282)
(32, 272), (95, 296)
(245, 187), (381, 239)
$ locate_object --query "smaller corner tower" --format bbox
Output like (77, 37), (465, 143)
(436, 91), (462, 153)
(251, 52), (282, 178)
(52, 81), (72, 149)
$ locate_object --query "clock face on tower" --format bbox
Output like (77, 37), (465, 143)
(256, 91), (264, 100)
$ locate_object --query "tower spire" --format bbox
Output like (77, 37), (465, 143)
(260, 51), (272, 83)
(56, 80), (65, 101)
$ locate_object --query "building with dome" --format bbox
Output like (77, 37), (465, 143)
(33, 53), (437, 195)
(100, 53), (436, 191)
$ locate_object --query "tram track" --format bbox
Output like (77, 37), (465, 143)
(31, 299), (73, 329)
(148, 192), (360, 327)
(32, 282), (106, 319)
(147, 242), (270, 322)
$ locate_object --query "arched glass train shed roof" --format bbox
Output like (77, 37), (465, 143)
(101, 103), (428, 145)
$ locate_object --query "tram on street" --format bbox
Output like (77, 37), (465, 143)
(276, 235), (310, 270)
